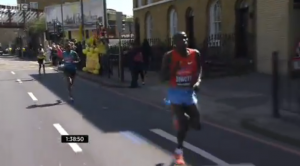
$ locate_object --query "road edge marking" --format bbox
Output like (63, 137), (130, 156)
(53, 123), (83, 153)
(150, 128), (229, 166)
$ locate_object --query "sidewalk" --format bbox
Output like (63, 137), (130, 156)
(77, 69), (300, 149)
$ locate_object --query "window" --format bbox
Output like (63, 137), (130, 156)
(146, 14), (153, 39)
(209, 0), (221, 46)
(137, 0), (142, 7)
(147, 0), (152, 4)
(29, 2), (38, 9)
(169, 9), (178, 37)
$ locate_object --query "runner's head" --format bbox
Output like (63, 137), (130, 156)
(65, 44), (71, 51)
(173, 32), (188, 49)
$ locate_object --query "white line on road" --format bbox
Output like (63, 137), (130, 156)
(16, 79), (22, 83)
(53, 123), (83, 153)
(27, 92), (38, 101)
(150, 129), (230, 166)
(204, 164), (255, 166)
(11, 71), (15, 74)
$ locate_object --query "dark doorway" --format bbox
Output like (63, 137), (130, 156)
(134, 19), (141, 45)
(186, 9), (195, 48)
(235, 7), (249, 58)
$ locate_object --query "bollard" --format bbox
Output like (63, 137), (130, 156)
(120, 52), (124, 82)
(272, 51), (280, 118)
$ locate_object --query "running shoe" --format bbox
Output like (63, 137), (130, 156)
(174, 148), (185, 165)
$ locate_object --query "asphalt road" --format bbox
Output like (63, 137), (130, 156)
(1, 57), (300, 166)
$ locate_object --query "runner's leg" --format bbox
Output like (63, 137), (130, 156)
(38, 60), (42, 74)
(42, 60), (45, 74)
(185, 104), (201, 130)
(68, 70), (76, 99)
(171, 104), (188, 165)
(64, 70), (72, 98)
(172, 104), (189, 149)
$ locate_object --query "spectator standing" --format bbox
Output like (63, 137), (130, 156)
(128, 43), (145, 88)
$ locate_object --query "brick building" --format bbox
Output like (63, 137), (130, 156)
(133, 0), (300, 74)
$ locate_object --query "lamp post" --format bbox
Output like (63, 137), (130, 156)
(80, 0), (85, 44)
(60, 0), (64, 43)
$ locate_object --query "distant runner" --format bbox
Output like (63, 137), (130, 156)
(37, 45), (46, 74)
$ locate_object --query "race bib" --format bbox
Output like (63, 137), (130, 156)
(64, 57), (73, 63)
(175, 68), (193, 86)
(176, 75), (192, 86)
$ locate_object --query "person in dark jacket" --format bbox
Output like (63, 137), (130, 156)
(141, 39), (151, 74)
(128, 44), (145, 88)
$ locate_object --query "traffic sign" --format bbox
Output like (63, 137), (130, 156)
(20, 3), (29, 11)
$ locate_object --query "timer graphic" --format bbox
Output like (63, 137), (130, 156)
(61, 135), (89, 143)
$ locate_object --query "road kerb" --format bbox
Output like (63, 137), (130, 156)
(240, 118), (300, 149)
(77, 71), (128, 88)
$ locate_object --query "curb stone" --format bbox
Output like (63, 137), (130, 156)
(240, 118), (300, 149)
(77, 72), (129, 88)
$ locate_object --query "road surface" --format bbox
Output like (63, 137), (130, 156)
(1, 56), (300, 166)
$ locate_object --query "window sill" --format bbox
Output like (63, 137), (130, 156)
(133, 0), (173, 11)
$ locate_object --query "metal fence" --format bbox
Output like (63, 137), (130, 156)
(106, 33), (255, 78)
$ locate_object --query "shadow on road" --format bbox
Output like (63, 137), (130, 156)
(29, 72), (207, 165)
(26, 100), (63, 109)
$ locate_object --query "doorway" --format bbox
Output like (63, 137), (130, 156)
(235, 6), (249, 58)
(134, 18), (141, 45)
(186, 8), (195, 48)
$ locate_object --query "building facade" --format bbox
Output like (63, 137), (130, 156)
(107, 9), (134, 38)
(133, 0), (300, 74)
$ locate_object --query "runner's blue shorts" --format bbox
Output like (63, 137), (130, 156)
(167, 87), (198, 105)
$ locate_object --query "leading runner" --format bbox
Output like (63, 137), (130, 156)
(160, 31), (202, 165)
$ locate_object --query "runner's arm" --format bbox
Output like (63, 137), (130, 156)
(195, 50), (202, 84)
(160, 51), (171, 82)
(73, 51), (81, 63)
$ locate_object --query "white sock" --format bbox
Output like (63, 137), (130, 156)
(174, 148), (183, 155)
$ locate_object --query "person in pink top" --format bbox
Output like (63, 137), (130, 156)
(56, 45), (63, 65)
(56, 45), (63, 58)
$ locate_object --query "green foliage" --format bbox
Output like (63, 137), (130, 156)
(26, 16), (46, 34)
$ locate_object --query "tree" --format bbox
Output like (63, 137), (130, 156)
(25, 16), (46, 51)
(26, 16), (46, 34)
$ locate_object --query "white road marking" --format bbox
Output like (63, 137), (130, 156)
(120, 131), (148, 144)
(53, 123), (83, 153)
(204, 164), (255, 166)
(150, 129), (229, 165)
(11, 71), (15, 74)
(16, 79), (22, 83)
(27, 92), (38, 101)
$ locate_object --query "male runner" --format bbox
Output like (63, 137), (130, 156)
(62, 44), (80, 101)
(37, 45), (46, 74)
(160, 32), (202, 165)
